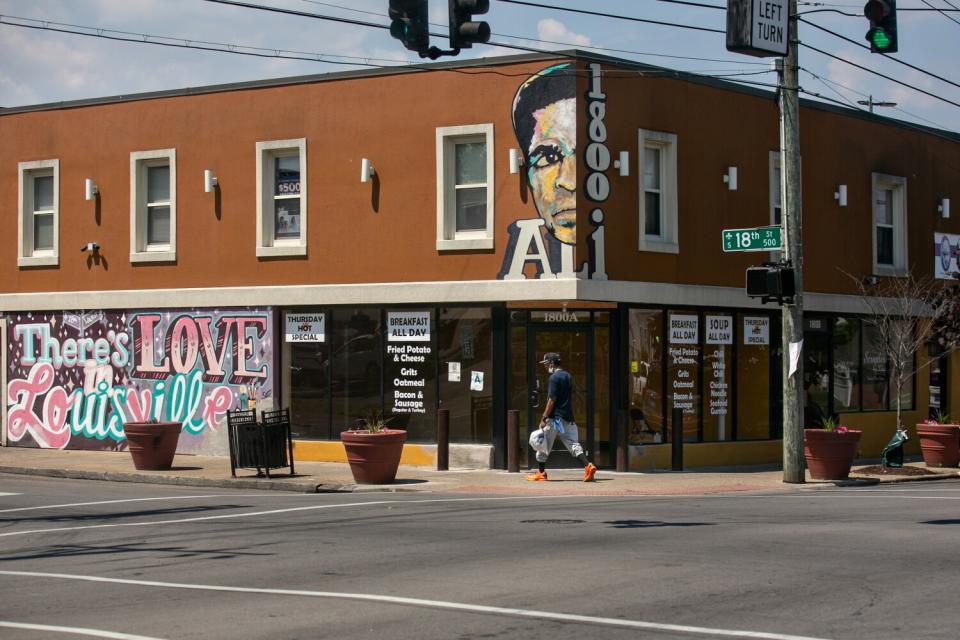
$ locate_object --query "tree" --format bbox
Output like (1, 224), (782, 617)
(851, 271), (960, 436)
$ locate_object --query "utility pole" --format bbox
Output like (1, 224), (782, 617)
(779, 0), (805, 483)
(857, 95), (897, 112)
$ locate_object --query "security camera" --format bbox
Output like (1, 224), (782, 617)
(80, 242), (99, 253)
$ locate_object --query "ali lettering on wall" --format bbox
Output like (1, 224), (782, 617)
(5, 309), (272, 454)
(499, 62), (607, 280)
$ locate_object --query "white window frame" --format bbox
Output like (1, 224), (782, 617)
(256, 138), (307, 257)
(130, 148), (176, 263)
(768, 151), (782, 227)
(871, 172), (908, 276)
(638, 129), (678, 254)
(436, 123), (494, 251)
(18, 159), (60, 267)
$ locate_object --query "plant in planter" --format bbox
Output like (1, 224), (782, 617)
(122, 418), (183, 470)
(804, 416), (862, 480)
(916, 410), (960, 468)
(340, 413), (407, 484)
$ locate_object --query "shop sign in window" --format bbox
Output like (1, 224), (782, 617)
(285, 312), (325, 342)
(387, 311), (431, 415)
(668, 314), (698, 414)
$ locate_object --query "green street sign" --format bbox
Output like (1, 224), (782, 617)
(722, 226), (782, 252)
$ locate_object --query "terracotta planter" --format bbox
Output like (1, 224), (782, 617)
(123, 422), (183, 470)
(804, 429), (862, 480)
(340, 429), (407, 484)
(916, 423), (960, 468)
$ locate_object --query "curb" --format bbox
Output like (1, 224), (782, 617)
(0, 465), (425, 494)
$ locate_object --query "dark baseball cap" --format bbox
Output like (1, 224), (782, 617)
(539, 352), (561, 365)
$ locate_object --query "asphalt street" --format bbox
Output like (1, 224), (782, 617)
(1, 474), (959, 640)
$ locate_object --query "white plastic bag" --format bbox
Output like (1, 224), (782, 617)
(529, 427), (550, 456)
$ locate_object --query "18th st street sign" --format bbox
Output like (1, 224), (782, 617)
(722, 226), (782, 252)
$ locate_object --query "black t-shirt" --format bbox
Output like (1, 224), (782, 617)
(546, 368), (574, 421)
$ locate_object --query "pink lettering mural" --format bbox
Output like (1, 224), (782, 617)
(4, 309), (273, 454)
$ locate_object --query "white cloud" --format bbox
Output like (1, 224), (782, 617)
(536, 18), (591, 48)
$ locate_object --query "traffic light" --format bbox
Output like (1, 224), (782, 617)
(864, 0), (898, 53)
(746, 265), (796, 303)
(389, 0), (430, 54)
(449, 0), (490, 50)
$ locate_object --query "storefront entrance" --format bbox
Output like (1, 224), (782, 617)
(512, 309), (612, 468)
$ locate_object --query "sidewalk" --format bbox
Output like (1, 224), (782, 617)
(1, 446), (957, 495)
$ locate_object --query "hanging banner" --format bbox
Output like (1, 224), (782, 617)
(934, 232), (960, 280)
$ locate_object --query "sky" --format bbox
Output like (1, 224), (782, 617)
(0, 0), (958, 134)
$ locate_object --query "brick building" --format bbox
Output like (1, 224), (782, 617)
(3, 51), (958, 470)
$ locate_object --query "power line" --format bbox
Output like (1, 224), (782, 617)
(802, 66), (951, 129)
(495, 0), (725, 34)
(921, 0), (960, 26)
(298, 0), (768, 66)
(0, 14), (770, 88)
(799, 15), (960, 90)
(0, 16), (397, 68)
(802, 42), (960, 109)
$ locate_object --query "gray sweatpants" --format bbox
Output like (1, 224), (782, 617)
(536, 418), (585, 463)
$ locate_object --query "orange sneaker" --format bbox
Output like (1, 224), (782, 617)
(524, 471), (548, 482)
(583, 463), (597, 482)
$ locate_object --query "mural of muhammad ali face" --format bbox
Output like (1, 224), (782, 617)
(512, 63), (577, 245)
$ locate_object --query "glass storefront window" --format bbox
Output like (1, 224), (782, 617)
(331, 308), (384, 437)
(703, 314), (733, 441)
(833, 317), (861, 412)
(863, 322), (888, 410)
(667, 311), (699, 442)
(438, 307), (492, 444)
(510, 325), (528, 466)
(594, 326), (611, 465)
(803, 316), (831, 426)
(383, 308), (436, 441)
(627, 310), (663, 444)
(289, 340), (331, 439)
(738, 314), (772, 440)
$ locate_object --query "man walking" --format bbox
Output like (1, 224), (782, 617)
(526, 352), (598, 482)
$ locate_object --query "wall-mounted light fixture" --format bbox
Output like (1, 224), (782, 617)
(834, 184), (848, 207)
(84, 178), (98, 201)
(508, 148), (523, 175)
(939, 198), (951, 219)
(613, 151), (630, 177)
(204, 169), (218, 193)
(80, 242), (100, 253)
(723, 166), (738, 191)
(360, 158), (375, 183)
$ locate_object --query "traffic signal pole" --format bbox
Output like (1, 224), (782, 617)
(779, 0), (805, 483)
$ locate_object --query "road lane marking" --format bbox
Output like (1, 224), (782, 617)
(0, 620), (166, 639)
(0, 494), (304, 514)
(0, 493), (21, 497)
(0, 495), (578, 538)
(0, 570), (831, 640)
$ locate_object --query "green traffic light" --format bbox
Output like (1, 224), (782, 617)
(870, 28), (892, 50)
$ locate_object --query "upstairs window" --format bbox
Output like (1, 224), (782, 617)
(18, 159), (59, 267)
(871, 173), (907, 275)
(257, 138), (307, 257)
(436, 124), (494, 251)
(130, 149), (177, 263)
(769, 151), (782, 226)
(638, 129), (678, 253)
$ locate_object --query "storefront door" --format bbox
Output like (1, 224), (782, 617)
(528, 327), (594, 468)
